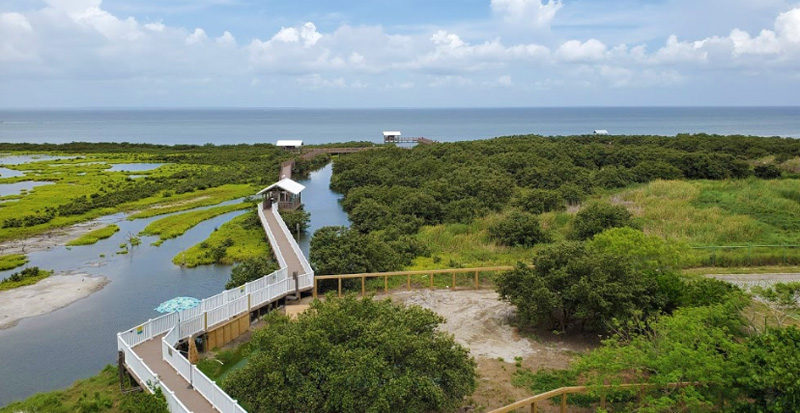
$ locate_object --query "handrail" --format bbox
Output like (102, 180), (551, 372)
(270, 202), (314, 275)
(259, 205), (288, 269)
(313, 266), (514, 298)
(489, 382), (699, 413)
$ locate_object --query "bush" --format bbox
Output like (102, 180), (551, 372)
(754, 164), (782, 179)
(223, 296), (477, 413)
(119, 387), (169, 413)
(488, 211), (549, 247)
(279, 209), (311, 233)
(226, 257), (279, 289)
(516, 189), (564, 214)
(570, 202), (634, 240)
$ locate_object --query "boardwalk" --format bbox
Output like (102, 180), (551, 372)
(133, 335), (215, 412)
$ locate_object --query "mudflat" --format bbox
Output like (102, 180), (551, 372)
(0, 272), (108, 329)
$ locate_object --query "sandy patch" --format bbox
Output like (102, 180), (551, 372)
(0, 219), (112, 255)
(0, 271), (108, 329)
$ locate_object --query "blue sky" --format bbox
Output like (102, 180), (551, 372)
(1, 0), (799, 107)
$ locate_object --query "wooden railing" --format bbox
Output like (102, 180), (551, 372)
(490, 382), (697, 413)
(312, 266), (514, 298)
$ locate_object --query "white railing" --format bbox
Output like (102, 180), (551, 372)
(259, 205), (288, 269)
(119, 200), (319, 413)
(192, 366), (247, 413)
(270, 203), (314, 276)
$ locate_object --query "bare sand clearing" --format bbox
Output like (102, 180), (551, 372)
(0, 272), (108, 329)
(0, 219), (111, 255)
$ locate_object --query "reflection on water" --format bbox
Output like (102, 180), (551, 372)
(0, 181), (53, 197)
(295, 163), (351, 258)
(0, 154), (75, 165)
(0, 167), (24, 178)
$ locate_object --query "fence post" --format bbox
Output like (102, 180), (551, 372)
(384, 275), (388, 294)
(530, 401), (537, 413)
(429, 273), (434, 289)
(313, 278), (318, 299)
(475, 271), (479, 289)
(452, 272), (456, 290)
(407, 274), (411, 290)
(560, 393), (567, 413)
(338, 278), (342, 298)
(361, 276), (366, 297)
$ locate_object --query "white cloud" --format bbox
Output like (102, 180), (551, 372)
(775, 7), (800, 43)
(491, 0), (562, 29)
(216, 31), (236, 46)
(186, 28), (207, 45)
(557, 39), (607, 62)
(730, 29), (780, 55)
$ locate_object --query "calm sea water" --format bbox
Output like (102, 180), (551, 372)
(0, 107), (798, 144)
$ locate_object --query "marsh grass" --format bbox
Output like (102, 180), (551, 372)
(0, 267), (53, 291)
(66, 225), (120, 246)
(0, 253), (28, 271)
(141, 202), (252, 243)
(0, 365), (122, 413)
(174, 210), (271, 267)
(125, 184), (256, 220)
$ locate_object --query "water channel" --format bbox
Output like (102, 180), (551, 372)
(0, 163), (348, 405)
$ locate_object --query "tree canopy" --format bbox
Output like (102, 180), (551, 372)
(223, 296), (477, 413)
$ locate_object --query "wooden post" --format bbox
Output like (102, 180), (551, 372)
(452, 272), (456, 290)
(530, 401), (537, 413)
(475, 271), (479, 289)
(384, 275), (388, 294)
(204, 313), (208, 331)
(313, 278), (317, 299)
(338, 278), (342, 298)
(560, 393), (567, 413)
(429, 273), (434, 289)
(361, 276), (366, 296)
(407, 274), (411, 290)
(118, 351), (126, 391)
(247, 294), (251, 312)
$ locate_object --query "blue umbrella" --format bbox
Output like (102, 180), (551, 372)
(155, 296), (201, 313)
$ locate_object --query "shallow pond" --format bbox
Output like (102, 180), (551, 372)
(0, 163), (348, 405)
(0, 167), (24, 178)
(0, 154), (76, 165)
(0, 181), (53, 197)
(107, 163), (165, 172)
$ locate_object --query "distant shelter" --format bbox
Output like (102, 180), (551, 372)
(276, 140), (303, 152)
(593, 130), (609, 135)
(257, 178), (306, 211)
(382, 131), (402, 143)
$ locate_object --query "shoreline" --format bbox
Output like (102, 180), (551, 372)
(0, 218), (116, 256)
(0, 271), (109, 330)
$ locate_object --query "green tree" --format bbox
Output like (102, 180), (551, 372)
(223, 296), (477, 413)
(279, 209), (311, 233)
(226, 257), (279, 289)
(588, 227), (687, 272)
(754, 164), (782, 179)
(119, 387), (169, 413)
(496, 242), (659, 332)
(569, 202), (634, 240)
(488, 211), (549, 247)
(515, 189), (564, 214)
(309, 226), (404, 275)
(737, 326), (800, 412)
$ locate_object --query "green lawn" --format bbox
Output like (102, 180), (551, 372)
(173, 210), (272, 267)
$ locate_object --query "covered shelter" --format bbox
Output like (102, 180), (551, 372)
(382, 131), (402, 143)
(257, 178), (306, 211)
(593, 130), (609, 135)
(276, 140), (303, 152)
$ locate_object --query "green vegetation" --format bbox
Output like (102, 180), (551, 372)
(173, 209), (271, 267)
(0, 267), (52, 291)
(0, 142), (289, 242)
(67, 225), (120, 246)
(225, 257), (279, 289)
(310, 226), (427, 275)
(223, 296), (477, 413)
(327, 135), (800, 270)
(488, 211), (549, 247)
(0, 365), (166, 413)
(197, 342), (254, 380)
(141, 202), (252, 244)
(278, 208), (311, 233)
(0, 253), (28, 271)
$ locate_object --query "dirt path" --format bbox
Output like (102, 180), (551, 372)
(709, 273), (800, 289)
(387, 289), (595, 411)
(0, 272), (108, 329)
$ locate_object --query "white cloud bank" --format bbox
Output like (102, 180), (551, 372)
(0, 0), (799, 105)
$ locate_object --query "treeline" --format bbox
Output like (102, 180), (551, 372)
(331, 134), (800, 236)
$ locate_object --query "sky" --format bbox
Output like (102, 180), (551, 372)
(1, 0), (799, 107)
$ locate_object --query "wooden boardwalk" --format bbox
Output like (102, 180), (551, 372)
(262, 204), (306, 278)
(133, 335), (216, 412)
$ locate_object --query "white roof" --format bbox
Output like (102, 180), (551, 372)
(276, 140), (303, 147)
(257, 178), (306, 196)
(382, 131), (402, 136)
(593, 130), (609, 134)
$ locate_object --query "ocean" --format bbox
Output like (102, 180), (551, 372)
(0, 107), (798, 145)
